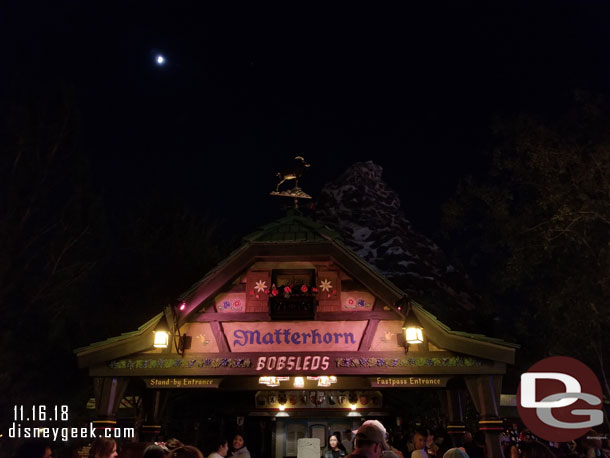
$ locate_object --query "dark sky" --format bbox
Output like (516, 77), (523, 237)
(4, 1), (610, 238)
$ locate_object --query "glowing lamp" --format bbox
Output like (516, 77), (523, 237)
(179, 301), (186, 311)
(293, 377), (305, 388)
(258, 376), (271, 385)
(318, 376), (331, 387)
(267, 377), (280, 387)
(153, 330), (169, 348)
(329, 376), (337, 384)
(350, 404), (357, 411)
(402, 305), (424, 345)
(405, 326), (423, 344)
(278, 404), (286, 411)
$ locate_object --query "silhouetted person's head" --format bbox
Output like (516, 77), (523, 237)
(88, 437), (117, 458)
(413, 430), (428, 450)
(166, 439), (184, 452)
(143, 444), (167, 458)
(170, 446), (204, 458)
(14, 440), (52, 458)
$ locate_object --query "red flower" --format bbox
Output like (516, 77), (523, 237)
(264, 289), (270, 294)
(332, 289), (337, 295)
(272, 289), (279, 296)
(301, 284), (308, 293)
(249, 290), (254, 296)
(312, 287), (318, 293)
(284, 286), (292, 294)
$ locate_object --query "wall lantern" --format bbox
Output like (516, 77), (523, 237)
(153, 305), (192, 355)
(153, 330), (170, 348)
(402, 304), (424, 345)
(153, 320), (170, 348)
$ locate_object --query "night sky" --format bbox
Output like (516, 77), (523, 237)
(2, 4), (610, 440)
(4, 1), (610, 238)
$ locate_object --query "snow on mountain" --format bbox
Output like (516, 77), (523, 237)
(315, 161), (481, 322)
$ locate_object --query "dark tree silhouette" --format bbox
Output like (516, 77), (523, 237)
(442, 93), (610, 415)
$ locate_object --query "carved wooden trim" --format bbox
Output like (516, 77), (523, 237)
(180, 242), (406, 323)
(92, 354), (507, 377)
(209, 321), (230, 353)
(358, 319), (380, 351)
(316, 312), (400, 321)
(192, 311), (400, 322)
(194, 312), (269, 322)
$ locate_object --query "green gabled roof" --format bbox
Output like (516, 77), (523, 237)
(74, 213), (518, 368)
(242, 212), (404, 302)
(413, 304), (520, 349)
(178, 241), (408, 320)
(74, 313), (164, 353)
(412, 303), (518, 364)
(243, 212), (341, 243)
(328, 236), (406, 300)
(179, 243), (252, 301)
(74, 312), (164, 367)
(178, 214), (345, 304)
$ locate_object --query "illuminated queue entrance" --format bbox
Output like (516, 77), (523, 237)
(75, 214), (518, 458)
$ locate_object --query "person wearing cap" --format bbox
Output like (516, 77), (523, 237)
(364, 420), (403, 458)
(346, 423), (388, 458)
(347, 421), (401, 458)
(442, 448), (469, 458)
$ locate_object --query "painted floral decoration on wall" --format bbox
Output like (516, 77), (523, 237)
(344, 296), (372, 309)
(221, 298), (244, 312)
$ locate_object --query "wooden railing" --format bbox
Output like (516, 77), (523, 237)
(268, 295), (318, 320)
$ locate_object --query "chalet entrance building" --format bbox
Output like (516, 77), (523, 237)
(76, 213), (518, 458)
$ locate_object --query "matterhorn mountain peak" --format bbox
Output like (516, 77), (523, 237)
(315, 161), (480, 324)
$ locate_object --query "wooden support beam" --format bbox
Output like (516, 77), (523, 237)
(358, 320), (380, 351)
(210, 321), (230, 352)
(465, 375), (505, 458)
(193, 311), (400, 322)
(93, 377), (129, 420)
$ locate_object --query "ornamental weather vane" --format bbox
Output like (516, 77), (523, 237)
(270, 155), (312, 209)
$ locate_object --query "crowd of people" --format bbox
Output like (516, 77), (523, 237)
(337, 421), (610, 458)
(12, 433), (251, 458)
(11, 423), (610, 458)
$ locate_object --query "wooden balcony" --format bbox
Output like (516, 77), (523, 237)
(268, 294), (318, 320)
